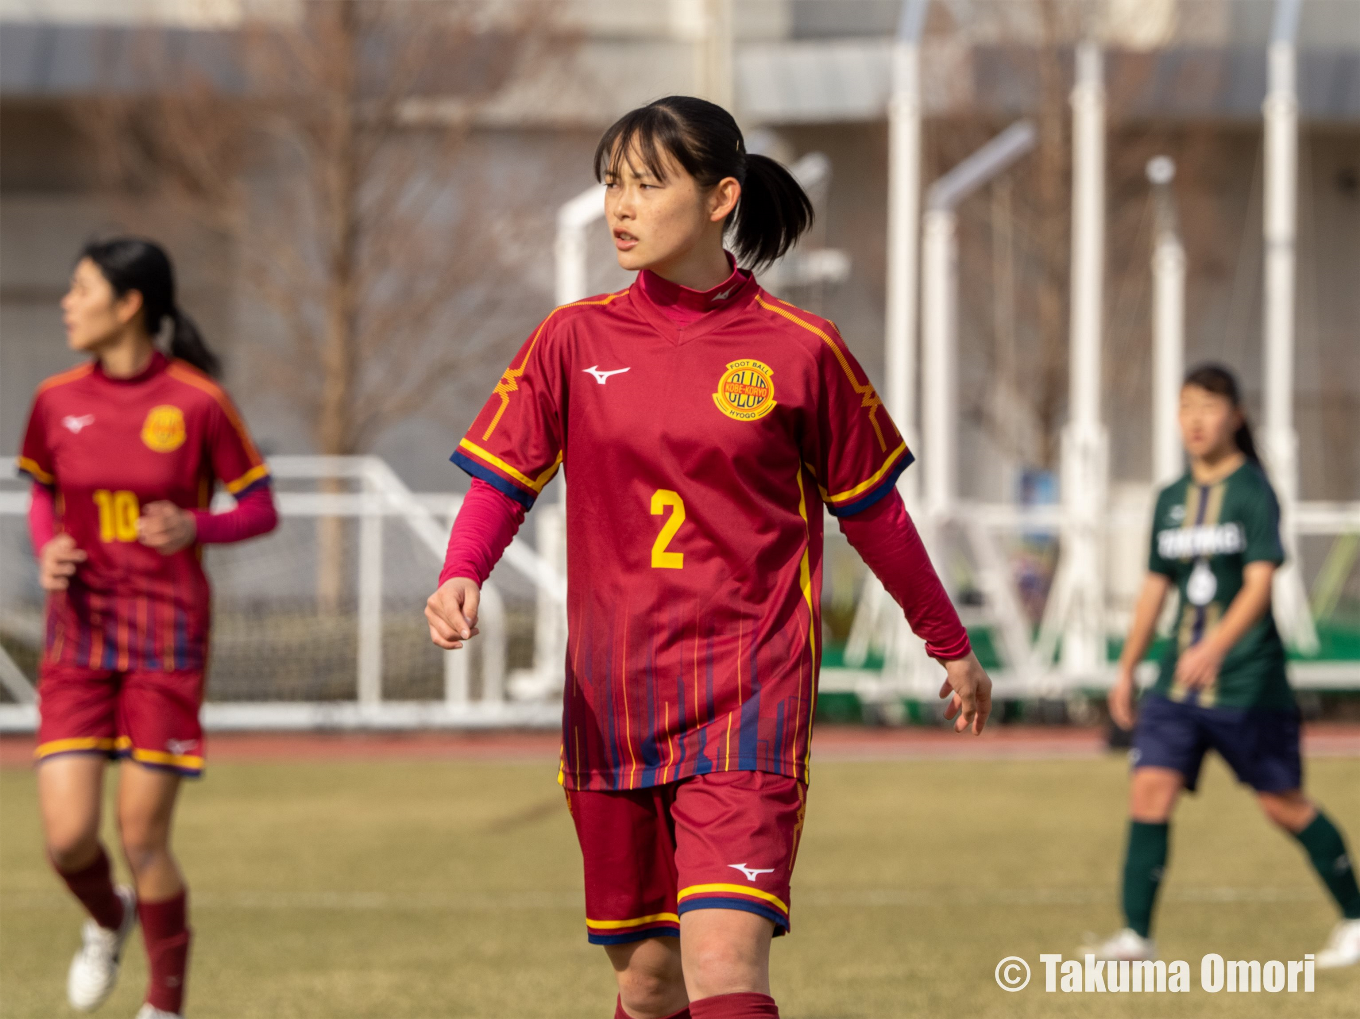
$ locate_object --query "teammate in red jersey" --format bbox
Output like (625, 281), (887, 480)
(427, 98), (992, 1019)
(17, 238), (277, 1019)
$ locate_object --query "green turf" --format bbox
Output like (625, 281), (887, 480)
(2, 752), (1358, 1018)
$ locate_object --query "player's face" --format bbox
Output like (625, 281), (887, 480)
(61, 258), (142, 354)
(603, 143), (740, 274)
(1178, 384), (1241, 461)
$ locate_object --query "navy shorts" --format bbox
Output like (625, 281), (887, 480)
(1131, 693), (1302, 793)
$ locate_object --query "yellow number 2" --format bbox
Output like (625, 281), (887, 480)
(93, 489), (141, 543)
(650, 489), (685, 569)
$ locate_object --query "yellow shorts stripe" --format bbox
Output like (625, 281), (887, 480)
(585, 912), (680, 930)
(34, 737), (119, 759)
(677, 883), (789, 914)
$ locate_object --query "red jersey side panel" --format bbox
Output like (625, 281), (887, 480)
(453, 278), (910, 791)
(17, 353), (270, 673)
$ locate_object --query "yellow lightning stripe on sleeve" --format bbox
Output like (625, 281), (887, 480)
(224, 463), (271, 494)
(482, 290), (627, 440)
(754, 295), (888, 451)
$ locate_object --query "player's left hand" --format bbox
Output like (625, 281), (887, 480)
(938, 651), (992, 735)
(1174, 641), (1222, 689)
(138, 501), (197, 555)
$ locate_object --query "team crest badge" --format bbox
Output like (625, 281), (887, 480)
(141, 405), (186, 452)
(713, 359), (776, 422)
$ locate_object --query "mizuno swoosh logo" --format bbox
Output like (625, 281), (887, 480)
(583, 366), (630, 384)
(728, 863), (775, 882)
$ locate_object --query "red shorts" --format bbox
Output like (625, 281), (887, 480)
(35, 664), (206, 776)
(566, 770), (807, 945)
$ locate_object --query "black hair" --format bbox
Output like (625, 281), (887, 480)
(1182, 362), (1259, 462)
(78, 237), (221, 378)
(593, 96), (814, 273)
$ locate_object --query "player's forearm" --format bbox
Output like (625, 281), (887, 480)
(838, 488), (971, 660)
(190, 487), (278, 544)
(1118, 574), (1170, 673)
(1203, 566), (1273, 658)
(439, 479), (526, 587)
(28, 481), (57, 553)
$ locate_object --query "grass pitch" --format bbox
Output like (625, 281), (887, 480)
(2, 747), (1358, 1018)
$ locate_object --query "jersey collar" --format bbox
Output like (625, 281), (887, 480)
(92, 349), (169, 386)
(629, 254), (759, 345)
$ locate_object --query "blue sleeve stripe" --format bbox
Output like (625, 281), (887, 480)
(826, 450), (914, 517)
(450, 450), (536, 510)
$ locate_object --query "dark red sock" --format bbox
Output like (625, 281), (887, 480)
(688, 993), (778, 1019)
(53, 845), (124, 931)
(614, 996), (692, 1019)
(139, 890), (191, 1014)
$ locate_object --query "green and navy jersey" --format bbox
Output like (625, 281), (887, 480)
(1147, 461), (1291, 710)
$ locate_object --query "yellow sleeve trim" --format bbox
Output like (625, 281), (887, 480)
(677, 883), (790, 914)
(225, 462), (272, 495)
(822, 441), (909, 504)
(458, 440), (562, 493)
(17, 456), (54, 485)
(585, 911), (680, 930)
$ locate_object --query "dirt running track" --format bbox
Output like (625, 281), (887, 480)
(3, 724), (1358, 768)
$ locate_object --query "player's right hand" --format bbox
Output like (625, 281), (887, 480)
(38, 533), (86, 591)
(1108, 670), (1137, 731)
(426, 577), (481, 650)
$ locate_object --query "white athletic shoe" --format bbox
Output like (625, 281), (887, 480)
(1079, 927), (1157, 961)
(67, 885), (138, 1011)
(134, 1005), (183, 1019)
(1316, 918), (1360, 969)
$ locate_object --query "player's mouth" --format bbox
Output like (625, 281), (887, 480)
(613, 230), (639, 252)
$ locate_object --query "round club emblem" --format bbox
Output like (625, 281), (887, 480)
(1187, 559), (1217, 607)
(713, 359), (776, 422)
(141, 405), (186, 453)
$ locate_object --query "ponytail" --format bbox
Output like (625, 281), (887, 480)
(169, 306), (221, 377)
(594, 96), (814, 272)
(79, 236), (221, 378)
(1183, 363), (1259, 463)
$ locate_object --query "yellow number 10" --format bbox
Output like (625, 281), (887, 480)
(650, 489), (685, 569)
(93, 489), (140, 543)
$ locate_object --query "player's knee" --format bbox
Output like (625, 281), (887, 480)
(685, 937), (761, 996)
(46, 830), (100, 872)
(117, 822), (168, 874)
(614, 948), (684, 1015)
(1257, 791), (1312, 832)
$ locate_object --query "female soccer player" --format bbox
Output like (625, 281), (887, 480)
(1087, 364), (1360, 968)
(18, 237), (278, 1018)
(426, 97), (992, 1019)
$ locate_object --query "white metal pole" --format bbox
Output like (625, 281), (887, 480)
(920, 207), (956, 523)
(1262, 0), (1318, 653)
(1059, 40), (1110, 681)
(1148, 156), (1185, 488)
(357, 481), (384, 707)
(885, 0), (928, 508)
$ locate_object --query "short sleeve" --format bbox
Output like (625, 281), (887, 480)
(451, 316), (564, 509)
(204, 389), (271, 496)
(804, 323), (912, 517)
(1241, 473), (1285, 566)
(17, 393), (55, 487)
(1147, 491), (1176, 577)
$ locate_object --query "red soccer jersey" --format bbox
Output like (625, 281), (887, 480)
(453, 272), (911, 791)
(18, 352), (270, 672)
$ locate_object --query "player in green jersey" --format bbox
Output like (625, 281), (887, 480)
(1084, 364), (1360, 967)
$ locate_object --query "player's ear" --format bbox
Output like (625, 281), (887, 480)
(709, 177), (741, 223)
(114, 288), (145, 328)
